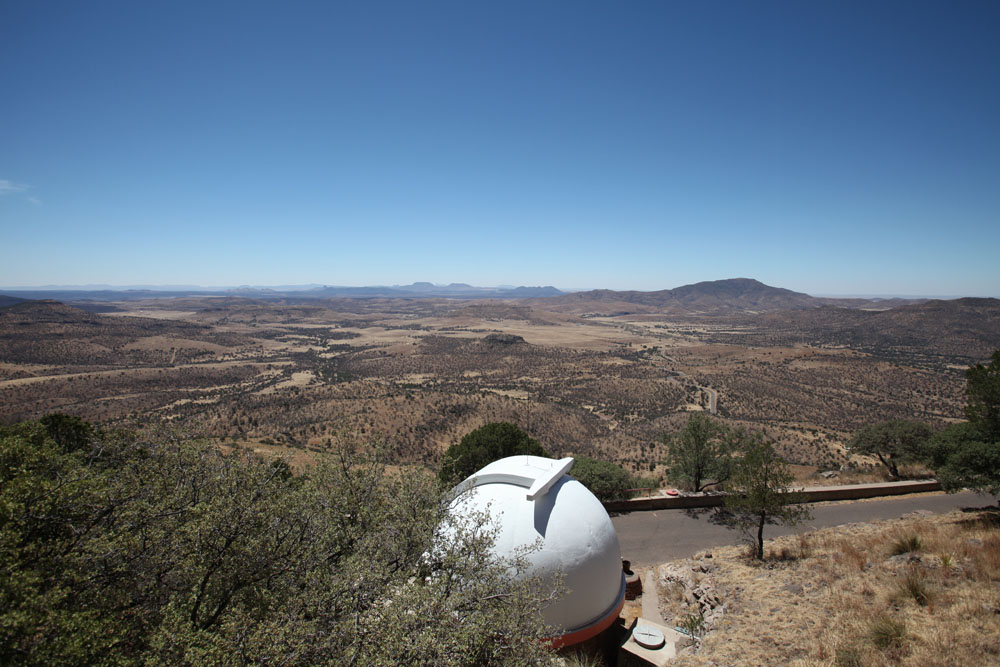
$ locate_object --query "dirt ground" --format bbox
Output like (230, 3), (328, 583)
(645, 508), (1000, 666)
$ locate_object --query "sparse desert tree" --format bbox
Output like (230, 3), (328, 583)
(849, 419), (933, 479)
(438, 422), (549, 487)
(663, 412), (736, 492)
(723, 429), (811, 559)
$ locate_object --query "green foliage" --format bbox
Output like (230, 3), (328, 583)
(933, 436), (1000, 497)
(663, 413), (735, 492)
(849, 419), (933, 479)
(570, 456), (636, 502)
(438, 422), (549, 487)
(922, 351), (1000, 499)
(1, 418), (555, 665)
(678, 610), (706, 639)
(965, 350), (1000, 442)
(39, 412), (98, 453)
(723, 429), (811, 560)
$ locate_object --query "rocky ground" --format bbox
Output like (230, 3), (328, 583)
(637, 506), (1000, 666)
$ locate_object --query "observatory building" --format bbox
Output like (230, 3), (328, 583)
(449, 455), (626, 648)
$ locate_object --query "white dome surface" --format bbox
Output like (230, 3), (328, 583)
(449, 455), (626, 642)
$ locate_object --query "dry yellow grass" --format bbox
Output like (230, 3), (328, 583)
(665, 508), (1000, 666)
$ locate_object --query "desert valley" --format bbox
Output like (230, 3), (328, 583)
(3, 278), (997, 482)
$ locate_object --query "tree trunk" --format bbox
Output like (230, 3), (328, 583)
(877, 453), (899, 479)
(756, 513), (765, 560)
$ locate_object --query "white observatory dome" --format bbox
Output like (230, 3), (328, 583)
(449, 455), (626, 647)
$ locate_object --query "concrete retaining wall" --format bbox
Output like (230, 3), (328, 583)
(603, 480), (942, 513)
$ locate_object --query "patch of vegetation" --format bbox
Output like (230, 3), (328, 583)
(569, 455), (639, 502)
(677, 610), (706, 639)
(833, 644), (864, 667)
(849, 419), (933, 479)
(662, 412), (735, 492)
(889, 534), (923, 556)
(722, 429), (811, 560)
(866, 613), (907, 653)
(924, 350), (1000, 499)
(438, 422), (549, 487)
(1, 416), (556, 665)
(893, 568), (933, 607)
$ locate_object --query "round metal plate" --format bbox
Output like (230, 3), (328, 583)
(633, 625), (666, 649)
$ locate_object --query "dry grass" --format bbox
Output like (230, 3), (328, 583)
(668, 508), (1000, 666)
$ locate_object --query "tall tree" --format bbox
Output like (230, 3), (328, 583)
(849, 419), (933, 479)
(723, 430), (811, 560)
(438, 422), (549, 487)
(965, 350), (1000, 442)
(664, 413), (735, 492)
(924, 351), (1000, 503)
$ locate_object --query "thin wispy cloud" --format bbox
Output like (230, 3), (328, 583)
(0, 179), (30, 195)
(27, 196), (41, 206)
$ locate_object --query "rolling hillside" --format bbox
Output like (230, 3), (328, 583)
(539, 278), (915, 315)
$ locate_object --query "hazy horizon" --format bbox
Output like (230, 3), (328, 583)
(3, 2), (998, 296)
(0, 277), (994, 301)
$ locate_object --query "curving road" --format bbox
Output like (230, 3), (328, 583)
(612, 491), (995, 566)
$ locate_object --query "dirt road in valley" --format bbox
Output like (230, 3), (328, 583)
(612, 491), (995, 566)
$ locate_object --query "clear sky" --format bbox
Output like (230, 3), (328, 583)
(1, 1), (998, 296)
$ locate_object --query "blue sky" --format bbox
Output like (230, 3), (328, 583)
(1, 1), (998, 296)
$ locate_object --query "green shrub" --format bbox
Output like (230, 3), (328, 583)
(1, 417), (555, 665)
(677, 610), (706, 639)
(570, 456), (636, 502)
(438, 422), (548, 487)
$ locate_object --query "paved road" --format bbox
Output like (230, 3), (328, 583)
(612, 491), (995, 566)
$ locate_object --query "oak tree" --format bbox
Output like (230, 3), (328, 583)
(849, 419), (933, 479)
(723, 430), (811, 560)
(664, 413), (735, 492)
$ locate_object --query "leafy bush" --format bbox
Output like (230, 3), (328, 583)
(677, 611), (706, 639)
(1, 418), (555, 665)
(569, 456), (636, 502)
(923, 351), (1000, 499)
(438, 422), (549, 487)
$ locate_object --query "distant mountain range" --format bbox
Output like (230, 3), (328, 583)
(538, 278), (922, 314)
(1, 278), (992, 316)
(0, 283), (564, 302)
(303, 283), (564, 299)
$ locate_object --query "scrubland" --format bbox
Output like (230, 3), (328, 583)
(664, 508), (1000, 666)
(0, 297), (988, 480)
